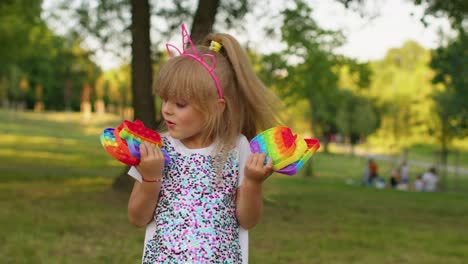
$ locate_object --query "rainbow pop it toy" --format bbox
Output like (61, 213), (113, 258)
(249, 127), (320, 175)
(100, 120), (170, 166)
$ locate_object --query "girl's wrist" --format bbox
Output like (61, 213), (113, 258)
(141, 173), (163, 183)
(142, 177), (162, 183)
(243, 177), (263, 189)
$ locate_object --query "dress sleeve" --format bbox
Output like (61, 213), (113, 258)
(127, 166), (143, 183)
(237, 135), (251, 187)
(237, 135), (251, 263)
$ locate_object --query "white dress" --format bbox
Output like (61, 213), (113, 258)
(128, 134), (251, 263)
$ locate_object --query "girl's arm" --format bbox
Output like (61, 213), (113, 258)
(127, 142), (165, 227)
(236, 153), (273, 229)
(128, 180), (161, 227)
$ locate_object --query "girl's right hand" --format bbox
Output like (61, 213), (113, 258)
(244, 152), (273, 184)
(136, 142), (165, 180)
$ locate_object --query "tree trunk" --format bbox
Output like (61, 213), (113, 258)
(112, 166), (135, 193)
(64, 78), (72, 111)
(440, 118), (449, 191)
(94, 99), (105, 114)
(130, 0), (155, 128)
(113, 0), (156, 192)
(34, 84), (44, 112)
(303, 159), (314, 178)
(81, 83), (92, 121)
(191, 0), (220, 44)
(306, 123), (317, 177)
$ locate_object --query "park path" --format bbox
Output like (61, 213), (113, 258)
(334, 145), (468, 176)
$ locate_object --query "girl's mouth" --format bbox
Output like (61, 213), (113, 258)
(166, 120), (175, 128)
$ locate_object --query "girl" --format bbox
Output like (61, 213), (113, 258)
(127, 24), (282, 263)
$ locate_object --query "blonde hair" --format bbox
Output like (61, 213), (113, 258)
(155, 32), (282, 148)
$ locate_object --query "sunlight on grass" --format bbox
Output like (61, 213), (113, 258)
(0, 148), (82, 162)
(5, 111), (122, 124)
(65, 177), (112, 187)
(1, 134), (79, 146)
(83, 126), (108, 136)
(0, 177), (112, 199)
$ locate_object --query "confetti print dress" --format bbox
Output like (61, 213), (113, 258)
(129, 135), (250, 264)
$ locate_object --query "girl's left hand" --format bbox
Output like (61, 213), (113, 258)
(244, 153), (273, 184)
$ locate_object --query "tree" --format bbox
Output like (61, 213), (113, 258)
(336, 90), (377, 153)
(0, 0), (43, 108)
(429, 32), (468, 187)
(413, 0), (468, 29)
(257, 0), (372, 177)
(366, 41), (437, 152)
(0, 0), (43, 67)
(157, 0), (249, 44)
(0, 0), (100, 111)
(130, 0), (155, 127)
(338, 0), (467, 30)
(107, 0), (155, 191)
(190, 0), (220, 44)
(260, 1), (371, 153)
(275, 0), (343, 149)
(430, 33), (467, 137)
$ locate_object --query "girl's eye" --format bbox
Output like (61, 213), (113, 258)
(176, 102), (187, 108)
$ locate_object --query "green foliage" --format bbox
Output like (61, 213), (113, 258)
(72, 0), (131, 55)
(430, 33), (468, 138)
(259, 0), (342, 139)
(367, 41), (437, 149)
(100, 65), (132, 107)
(336, 90), (378, 143)
(0, 0), (43, 68)
(157, 0), (250, 33)
(0, 0), (101, 110)
(413, 0), (468, 29)
(259, 0), (373, 150)
(337, 58), (372, 91)
(55, 0), (250, 60)
(339, 0), (467, 30)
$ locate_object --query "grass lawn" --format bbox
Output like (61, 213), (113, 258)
(1, 110), (467, 263)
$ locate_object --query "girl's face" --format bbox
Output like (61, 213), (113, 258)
(161, 98), (207, 148)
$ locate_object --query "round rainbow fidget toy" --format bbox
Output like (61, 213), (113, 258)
(100, 120), (170, 166)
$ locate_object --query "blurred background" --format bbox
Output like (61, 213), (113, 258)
(1, 0), (467, 263)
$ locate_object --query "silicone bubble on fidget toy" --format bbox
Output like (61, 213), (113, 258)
(100, 120), (170, 166)
(249, 127), (320, 176)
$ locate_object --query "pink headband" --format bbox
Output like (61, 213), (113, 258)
(166, 24), (224, 99)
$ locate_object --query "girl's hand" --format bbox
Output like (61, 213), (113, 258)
(244, 153), (273, 184)
(136, 142), (165, 180)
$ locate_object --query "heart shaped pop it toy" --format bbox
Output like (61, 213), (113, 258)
(249, 127), (320, 176)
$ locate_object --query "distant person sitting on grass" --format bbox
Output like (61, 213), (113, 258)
(362, 162), (370, 185)
(422, 167), (439, 192)
(368, 158), (378, 184)
(390, 168), (400, 188)
(413, 174), (424, 192)
(400, 161), (410, 184)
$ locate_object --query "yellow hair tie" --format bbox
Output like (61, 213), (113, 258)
(209, 40), (222, 52)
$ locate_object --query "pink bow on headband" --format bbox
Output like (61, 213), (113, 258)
(165, 24), (224, 99)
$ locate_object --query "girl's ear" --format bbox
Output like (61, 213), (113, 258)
(217, 98), (226, 114)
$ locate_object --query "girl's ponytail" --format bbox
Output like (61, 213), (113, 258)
(203, 33), (283, 140)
